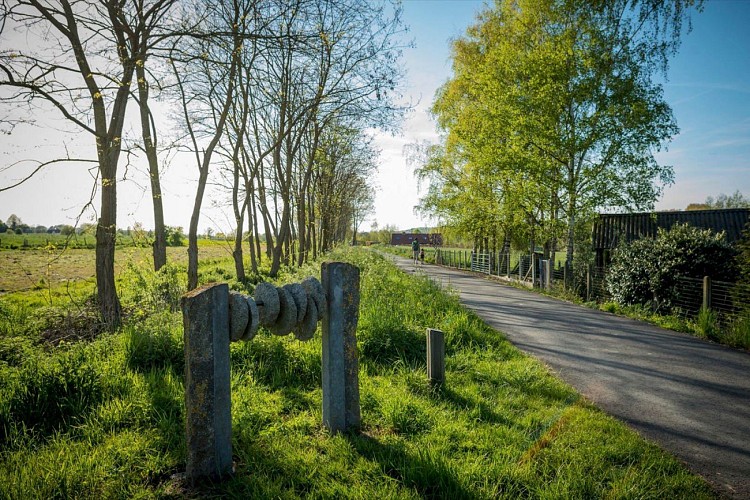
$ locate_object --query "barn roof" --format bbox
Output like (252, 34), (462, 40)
(592, 209), (750, 250)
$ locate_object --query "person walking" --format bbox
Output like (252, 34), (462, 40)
(411, 237), (421, 265)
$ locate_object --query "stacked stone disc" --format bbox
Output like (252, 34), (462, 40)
(227, 278), (326, 343)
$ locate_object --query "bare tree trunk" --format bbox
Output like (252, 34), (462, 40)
(96, 159), (122, 329)
(178, 53), (238, 289)
(246, 197), (257, 274)
(135, 63), (167, 271)
(566, 164), (576, 271)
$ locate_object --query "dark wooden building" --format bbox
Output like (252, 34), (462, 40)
(390, 232), (443, 246)
(592, 208), (750, 266)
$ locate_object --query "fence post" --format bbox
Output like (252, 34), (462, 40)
(182, 283), (233, 482)
(586, 264), (593, 302)
(703, 276), (712, 310)
(426, 328), (445, 386)
(321, 262), (361, 433)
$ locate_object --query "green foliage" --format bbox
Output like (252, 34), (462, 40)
(120, 262), (186, 314)
(165, 226), (185, 247)
(737, 222), (750, 285)
(695, 307), (720, 341)
(419, 0), (698, 265)
(705, 190), (750, 209)
(124, 313), (183, 373)
(0, 248), (714, 498)
(722, 314), (750, 349)
(606, 223), (737, 312)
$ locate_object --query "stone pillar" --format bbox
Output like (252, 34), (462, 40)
(182, 283), (233, 482)
(321, 262), (361, 433)
(426, 328), (445, 386)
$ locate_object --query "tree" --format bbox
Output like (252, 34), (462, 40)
(165, 226), (185, 246)
(170, 0), (259, 290)
(705, 191), (750, 209)
(350, 176), (374, 246)
(209, 0), (406, 278)
(5, 214), (21, 230)
(1, 1), (176, 328)
(423, 0), (701, 271)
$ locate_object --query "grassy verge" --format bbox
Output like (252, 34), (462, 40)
(0, 248), (714, 498)
(598, 301), (750, 350)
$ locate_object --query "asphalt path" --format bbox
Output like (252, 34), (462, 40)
(390, 255), (750, 498)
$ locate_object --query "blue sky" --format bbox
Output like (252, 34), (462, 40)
(1, 0), (748, 232)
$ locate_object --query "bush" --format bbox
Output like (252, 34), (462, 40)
(606, 224), (738, 312)
(166, 226), (185, 247)
(120, 262), (185, 314)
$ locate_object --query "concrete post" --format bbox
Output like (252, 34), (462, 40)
(321, 262), (361, 433)
(182, 283), (233, 482)
(426, 328), (445, 386)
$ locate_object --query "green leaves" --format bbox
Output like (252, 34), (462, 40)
(421, 0), (699, 262)
(606, 223), (738, 311)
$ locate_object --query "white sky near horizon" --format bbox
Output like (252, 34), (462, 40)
(1, 0), (749, 233)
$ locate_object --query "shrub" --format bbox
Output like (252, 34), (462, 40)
(166, 226), (185, 247)
(606, 224), (738, 312)
(120, 262), (185, 314)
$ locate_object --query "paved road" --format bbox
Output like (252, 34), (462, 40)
(391, 256), (750, 498)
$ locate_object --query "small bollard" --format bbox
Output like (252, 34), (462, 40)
(181, 283), (233, 482)
(321, 262), (361, 433)
(427, 328), (445, 386)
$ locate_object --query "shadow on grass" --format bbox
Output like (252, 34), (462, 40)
(347, 432), (474, 499)
(428, 384), (515, 428)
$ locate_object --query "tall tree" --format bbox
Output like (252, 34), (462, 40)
(170, 0), (255, 291)
(425, 0), (701, 269)
(1, 0), (175, 328)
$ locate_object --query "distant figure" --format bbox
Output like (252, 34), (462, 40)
(420, 248), (425, 264)
(411, 238), (420, 264)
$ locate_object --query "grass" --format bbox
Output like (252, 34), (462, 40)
(598, 301), (750, 350)
(0, 239), (236, 295)
(0, 247), (715, 498)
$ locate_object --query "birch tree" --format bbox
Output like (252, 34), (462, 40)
(425, 0), (701, 269)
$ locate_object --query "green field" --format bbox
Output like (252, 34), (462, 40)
(0, 247), (714, 498)
(0, 239), (234, 295)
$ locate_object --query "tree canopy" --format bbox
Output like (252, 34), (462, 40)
(417, 0), (701, 266)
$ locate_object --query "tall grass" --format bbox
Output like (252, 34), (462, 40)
(0, 247), (715, 498)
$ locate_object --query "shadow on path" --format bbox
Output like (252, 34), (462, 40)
(388, 254), (750, 498)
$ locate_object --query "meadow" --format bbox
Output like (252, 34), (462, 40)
(0, 238), (232, 295)
(0, 246), (715, 498)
